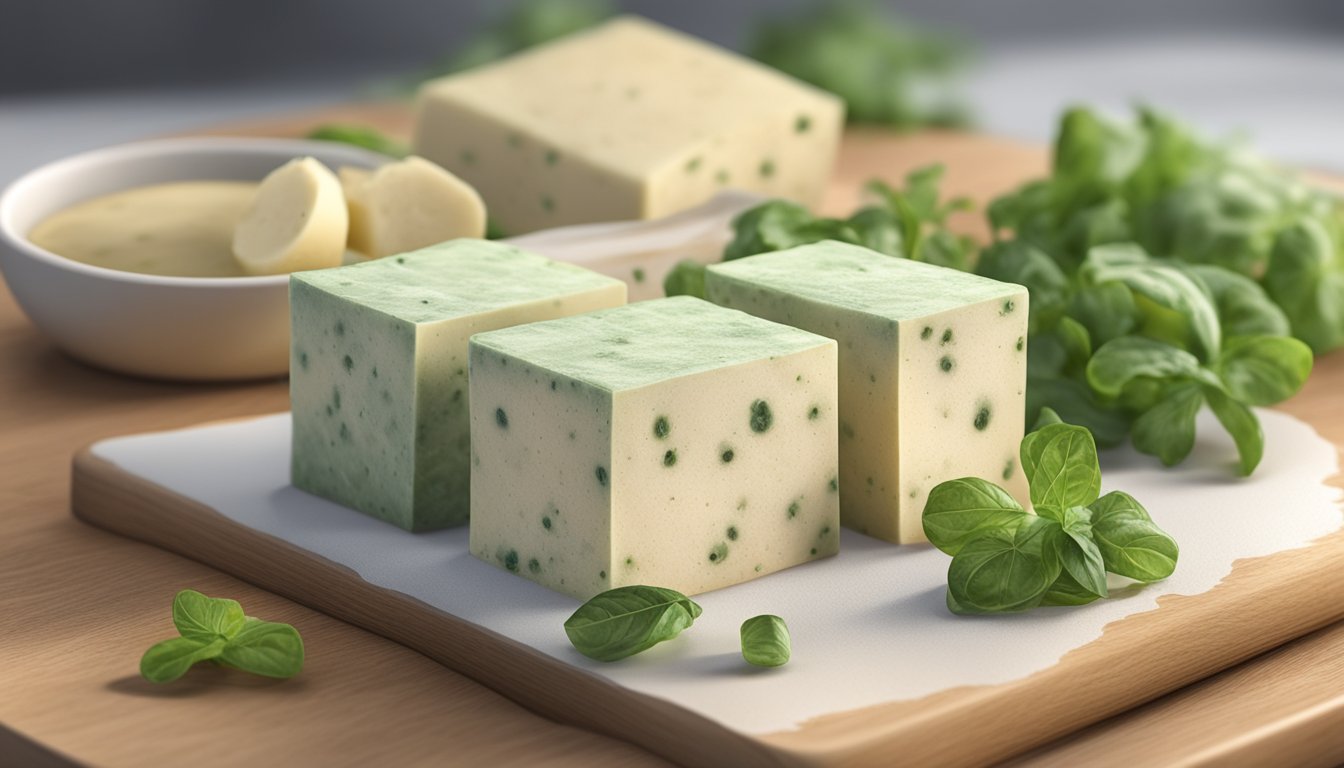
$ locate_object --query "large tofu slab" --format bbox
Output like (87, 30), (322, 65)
(468, 297), (839, 599)
(290, 239), (626, 531)
(413, 16), (843, 236)
(705, 241), (1030, 544)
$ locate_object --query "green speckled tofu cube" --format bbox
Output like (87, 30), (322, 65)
(468, 296), (839, 598)
(414, 16), (843, 235)
(290, 239), (625, 531)
(706, 241), (1030, 544)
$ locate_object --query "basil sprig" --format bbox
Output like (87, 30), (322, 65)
(564, 585), (702, 662)
(740, 615), (791, 668)
(924, 422), (1178, 614)
(140, 590), (304, 683)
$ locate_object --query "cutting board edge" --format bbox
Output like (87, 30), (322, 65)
(70, 415), (1344, 768)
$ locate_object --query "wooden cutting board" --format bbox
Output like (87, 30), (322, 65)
(59, 103), (1344, 767)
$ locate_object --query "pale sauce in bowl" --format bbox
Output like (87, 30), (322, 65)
(27, 180), (259, 277)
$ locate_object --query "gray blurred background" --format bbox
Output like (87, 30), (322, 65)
(2, 0), (1343, 181)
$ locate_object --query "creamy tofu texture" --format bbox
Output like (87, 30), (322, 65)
(705, 241), (1030, 544)
(413, 16), (843, 236)
(468, 297), (839, 599)
(290, 239), (626, 531)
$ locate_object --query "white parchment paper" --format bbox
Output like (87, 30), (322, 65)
(92, 409), (1341, 734)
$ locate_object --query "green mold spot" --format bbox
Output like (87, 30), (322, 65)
(502, 549), (519, 572)
(810, 547), (819, 556)
(708, 542), (729, 564)
(528, 558), (541, 574)
(721, 446), (735, 464)
(342, 354), (354, 372)
(298, 351), (309, 370)
(1002, 459), (1015, 481)
(624, 556), (635, 567)
(754, 564), (763, 573)
(371, 366), (378, 379)
(727, 526), (739, 541)
(663, 449), (677, 467)
(653, 416), (670, 439)
(495, 408), (508, 429)
(339, 422), (350, 441)
(840, 422), (856, 439)
(599, 570), (607, 580)
(541, 195), (555, 212)
(1016, 336), (1025, 352)
(941, 328), (954, 345)
(715, 169), (730, 185)
(459, 149), (477, 165)
(750, 399), (773, 433)
(507, 133), (523, 148)
(828, 476), (838, 492)
(596, 466), (608, 486)
(974, 403), (992, 431)
(633, 267), (646, 283)
(920, 326), (933, 340)
(334, 320), (345, 336)
(759, 159), (776, 178)
(542, 515), (552, 530)
(795, 114), (812, 133)
(544, 149), (560, 165)
(787, 501), (800, 519)
(685, 156), (702, 173)
(808, 405), (820, 420)
(1001, 299), (1016, 315)
(939, 356), (954, 373)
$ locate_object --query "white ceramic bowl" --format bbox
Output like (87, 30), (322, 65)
(0, 137), (388, 381)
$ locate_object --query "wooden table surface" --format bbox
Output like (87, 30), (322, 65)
(2, 109), (1343, 767)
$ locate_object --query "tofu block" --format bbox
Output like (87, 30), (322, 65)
(705, 241), (1030, 544)
(413, 16), (843, 236)
(290, 239), (626, 531)
(468, 297), (839, 598)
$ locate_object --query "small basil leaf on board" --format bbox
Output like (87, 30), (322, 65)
(947, 516), (1062, 614)
(1088, 491), (1179, 582)
(1042, 571), (1105, 606)
(922, 477), (1027, 556)
(1020, 423), (1101, 510)
(1213, 335), (1313, 406)
(663, 260), (707, 299)
(171, 589), (246, 642)
(740, 615), (791, 668)
(1041, 507), (1108, 598)
(1084, 336), (1201, 399)
(1031, 406), (1064, 432)
(140, 637), (227, 684)
(1130, 382), (1204, 467)
(1203, 385), (1265, 476)
(564, 586), (702, 662)
(216, 619), (305, 679)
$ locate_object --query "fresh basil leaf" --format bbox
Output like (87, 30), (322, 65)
(1026, 376), (1131, 448)
(1031, 406), (1064, 432)
(1085, 336), (1201, 399)
(1057, 199), (1133, 269)
(564, 585), (702, 662)
(171, 589), (246, 642)
(1088, 491), (1178, 581)
(1042, 571), (1105, 606)
(740, 614), (791, 668)
(844, 207), (904, 257)
(1181, 264), (1290, 339)
(216, 618), (305, 679)
(663, 260), (707, 299)
(723, 200), (816, 261)
(947, 516), (1062, 613)
(1264, 219), (1344, 353)
(1045, 508), (1108, 598)
(1052, 108), (1145, 207)
(1067, 281), (1138, 346)
(1213, 335), (1313, 406)
(1084, 245), (1222, 360)
(140, 637), (227, 684)
(922, 477), (1028, 556)
(1020, 423), (1102, 509)
(1203, 385), (1265, 476)
(306, 124), (409, 158)
(1130, 382), (1204, 467)
(1029, 318), (1092, 379)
